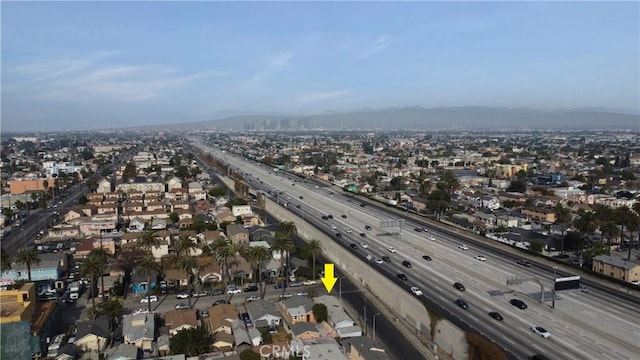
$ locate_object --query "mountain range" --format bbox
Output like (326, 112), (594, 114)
(139, 106), (640, 131)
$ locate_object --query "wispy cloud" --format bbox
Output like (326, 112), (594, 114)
(243, 51), (294, 87)
(358, 36), (390, 59)
(299, 89), (352, 103)
(6, 52), (225, 102)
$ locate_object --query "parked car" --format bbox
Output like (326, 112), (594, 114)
(281, 293), (293, 299)
(201, 309), (209, 317)
(302, 280), (316, 285)
(175, 303), (189, 310)
(209, 289), (224, 296)
(296, 291), (308, 296)
(246, 295), (260, 302)
(289, 282), (303, 287)
(212, 299), (227, 306)
(193, 290), (208, 297)
(177, 292), (190, 299)
(228, 288), (242, 294)
(140, 295), (158, 304)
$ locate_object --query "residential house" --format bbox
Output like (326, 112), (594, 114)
(196, 257), (222, 284)
(163, 310), (198, 336)
(97, 179), (111, 193)
(314, 295), (361, 338)
(231, 205), (252, 218)
(86, 193), (105, 206)
(55, 344), (77, 360)
(199, 230), (222, 245)
(166, 177), (182, 192)
(280, 297), (315, 325)
(521, 207), (556, 223)
(128, 217), (146, 232)
(241, 213), (261, 227)
(104, 343), (138, 360)
(74, 317), (111, 352)
(151, 218), (167, 230)
(123, 313), (155, 353)
(226, 224), (249, 245)
(0, 282), (35, 322)
(290, 322), (320, 340)
(246, 299), (282, 328)
(344, 336), (390, 360)
(231, 319), (252, 351)
(409, 196), (428, 212)
(592, 255), (640, 283)
(46, 225), (80, 239)
(167, 188), (188, 202)
(208, 304), (237, 334)
(1, 253), (67, 284)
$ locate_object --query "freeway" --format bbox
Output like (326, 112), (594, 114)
(2, 184), (88, 256)
(193, 139), (640, 360)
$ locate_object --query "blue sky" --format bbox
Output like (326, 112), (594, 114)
(2, 1), (638, 131)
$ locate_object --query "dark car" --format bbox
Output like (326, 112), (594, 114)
(335, 233), (342, 239)
(299, 196), (303, 199)
(381, 256), (391, 262)
(322, 215), (328, 220)
(422, 255), (432, 261)
(453, 282), (466, 291)
(350, 243), (358, 249)
(212, 299), (227, 306)
(397, 273), (408, 281)
(455, 299), (469, 309)
(365, 225), (372, 231)
(414, 228), (423, 232)
(341, 214), (347, 219)
(209, 289), (224, 296)
(360, 233), (366, 237)
(517, 259), (532, 267)
(327, 215), (333, 219)
(488, 311), (504, 321)
(244, 285), (258, 292)
(360, 203), (367, 207)
(275, 283), (284, 290)
(402, 260), (412, 268)
(510, 299), (528, 309)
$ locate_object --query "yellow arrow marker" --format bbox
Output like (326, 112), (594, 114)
(321, 263), (338, 293)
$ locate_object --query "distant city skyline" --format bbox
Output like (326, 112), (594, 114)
(1, 1), (638, 131)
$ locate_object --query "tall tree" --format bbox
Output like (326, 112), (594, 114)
(175, 234), (199, 258)
(625, 212), (640, 260)
(1, 247), (11, 272)
(554, 204), (572, 255)
(599, 222), (619, 254)
(169, 327), (210, 356)
(80, 255), (105, 312)
(15, 248), (41, 282)
(273, 233), (294, 298)
(137, 230), (160, 254)
(306, 239), (322, 281)
(136, 255), (161, 313)
(615, 206), (633, 250)
(88, 247), (110, 303)
(574, 211), (598, 251)
(211, 239), (238, 299)
(177, 256), (199, 308)
(246, 245), (272, 299)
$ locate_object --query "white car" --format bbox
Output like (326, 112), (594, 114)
(281, 293), (293, 298)
(410, 287), (423, 296)
(361, 243), (369, 249)
(140, 295), (158, 303)
(474, 255), (486, 261)
(531, 326), (551, 339)
(331, 225), (337, 230)
(176, 292), (190, 299)
(296, 291), (309, 296)
(374, 258), (384, 264)
(246, 295), (260, 302)
(631, 280), (640, 286)
(458, 245), (469, 250)
(427, 235), (436, 241)
(135, 308), (148, 314)
(227, 288), (242, 294)
(345, 228), (352, 234)
(302, 280), (317, 286)
(387, 246), (396, 253)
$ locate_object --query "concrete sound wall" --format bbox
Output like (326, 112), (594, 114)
(265, 197), (469, 360)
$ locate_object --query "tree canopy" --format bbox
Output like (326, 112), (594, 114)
(169, 327), (210, 356)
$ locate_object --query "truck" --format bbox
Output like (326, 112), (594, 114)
(68, 281), (82, 300)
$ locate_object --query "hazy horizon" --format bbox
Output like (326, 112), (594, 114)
(2, 1), (638, 131)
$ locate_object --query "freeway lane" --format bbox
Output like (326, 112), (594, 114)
(193, 138), (640, 360)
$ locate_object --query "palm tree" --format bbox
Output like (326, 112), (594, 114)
(554, 204), (572, 255)
(211, 239), (238, 297)
(625, 213), (640, 260)
(136, 255), (161, 313)
(1, 247), (11, 272)
(15, 248), (41, 282)
(175, 234), (199, 258)
(137, 230), (160, 254)
(246, 246), (272, 299)
(615, 206), (633, 250)
(277, 221), (297, 237)
(599, 221), (619, 254)
(306, 239), (322, 281)
(177, 256), (199, 308)
(574, 211), (598, 251)
(273, 233), (294, 297)
(88, 247), (110, 303)
(80, 255), (105, 312)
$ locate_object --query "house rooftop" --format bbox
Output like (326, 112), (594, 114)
(593, 255), (640, 270)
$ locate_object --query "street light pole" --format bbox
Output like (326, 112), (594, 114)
(339, 276), (342, 303)
(552, 266), (557, 309)
(373, 313), (381, 341)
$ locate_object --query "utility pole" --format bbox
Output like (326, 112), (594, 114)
(373, 313), (381, 341)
